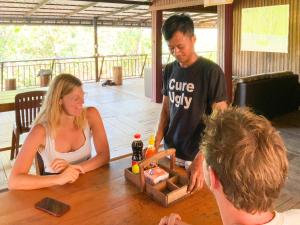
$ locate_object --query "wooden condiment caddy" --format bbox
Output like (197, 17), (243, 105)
(124, 148), (191, 207)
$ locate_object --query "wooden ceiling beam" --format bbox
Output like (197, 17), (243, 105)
(103, 4), (138, 18)
(142, 12), (216, 23)
(0, 16), (151, 27)
(25, 0), (51, 16)
(65, 2), (98, 18)
(71, 0), (151, 6)
(119, 12), (151, 21)
(118, 11), (150, 21)
(164, 5), (217, 13)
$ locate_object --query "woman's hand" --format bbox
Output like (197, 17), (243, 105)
(51, 159), (85, 173)
(55, 166), (81, 185)
(51, 159), (70, 173)
(69, 164), (85, 174)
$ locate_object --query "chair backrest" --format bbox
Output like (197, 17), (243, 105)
(35, 151), (45, 175)
(15, 90), (46, 133)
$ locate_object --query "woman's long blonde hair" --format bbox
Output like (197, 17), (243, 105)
(34, 74), (86, 136)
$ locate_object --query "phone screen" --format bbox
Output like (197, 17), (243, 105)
(35, 197), (70, 217)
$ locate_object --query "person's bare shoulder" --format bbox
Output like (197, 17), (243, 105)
(86, 106), (99, 116)
(86, 107), (101, 125)
(26, 124), (46, 148)
(30, 124), (46, 137)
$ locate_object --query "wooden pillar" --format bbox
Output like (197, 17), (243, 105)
(1, 62), (4, 91)
(224, 4), (233, 101)
(93, 17), (99, 82)
(151, 10), (163, 103)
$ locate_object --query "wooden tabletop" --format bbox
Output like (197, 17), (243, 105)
(0, 87), (47, 112)
(0, 157), (222, 225)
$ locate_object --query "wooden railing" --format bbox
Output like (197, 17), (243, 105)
(0, 51), (216, 91)
(0, 55), (148, 91)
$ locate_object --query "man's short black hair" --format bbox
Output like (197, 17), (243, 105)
(162, 14), (194, 41)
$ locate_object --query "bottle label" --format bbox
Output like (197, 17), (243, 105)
(132, 161), (140, 174)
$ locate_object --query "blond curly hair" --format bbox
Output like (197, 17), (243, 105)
(202, 107), (288, 213)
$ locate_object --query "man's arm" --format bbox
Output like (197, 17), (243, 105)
(187, 101), (228, 193)
(155, 96), (170, 150)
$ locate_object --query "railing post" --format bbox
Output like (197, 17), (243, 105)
(0, 62), (4, 91)
(140, 55), (147, 78)
(50, 59), (55, 79)
(93, 17), (99, 82)
(95, 56), (99, 82)
(99, 56), (105, 81)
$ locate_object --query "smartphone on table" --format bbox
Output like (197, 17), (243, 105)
(35, 197), (70, 217)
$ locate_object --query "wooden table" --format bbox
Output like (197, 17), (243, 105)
(0, 157), (222, 225)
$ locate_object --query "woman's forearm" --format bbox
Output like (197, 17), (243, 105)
(8, 174), (59, 190)
(78, 153), (109, 173)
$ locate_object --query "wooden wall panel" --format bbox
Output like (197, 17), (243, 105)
(231, 0), (300, 77)
(217, 5), (225, 70)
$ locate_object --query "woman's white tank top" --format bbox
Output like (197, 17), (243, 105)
(39, 124), (92, 173)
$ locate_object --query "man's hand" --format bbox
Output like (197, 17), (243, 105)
(187, 153), (204, 193)
(154, 137), (161, 152)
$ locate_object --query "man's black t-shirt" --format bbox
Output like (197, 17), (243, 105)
(162, 57), (227, 161)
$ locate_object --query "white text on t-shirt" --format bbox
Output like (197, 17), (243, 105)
(168, 78), (194, 109)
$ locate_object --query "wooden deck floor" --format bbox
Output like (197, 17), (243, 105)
(0, 78), (299, 212)
(272, 110), (300, 210)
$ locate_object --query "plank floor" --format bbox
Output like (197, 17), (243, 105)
(0, 78), (299, 212)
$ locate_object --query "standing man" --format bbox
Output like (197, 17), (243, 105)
(155, 14), (227, 192)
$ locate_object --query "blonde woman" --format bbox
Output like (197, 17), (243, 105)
(9, 74), (110, 190)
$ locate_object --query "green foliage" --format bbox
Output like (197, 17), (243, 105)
(98, 27), (151, 55)
(0, 25), (153, 61)
(0, 25), (216, 62)
(0, 25), (94, 61)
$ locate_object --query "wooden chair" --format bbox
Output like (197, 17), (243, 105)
(10, 90), (46, 160)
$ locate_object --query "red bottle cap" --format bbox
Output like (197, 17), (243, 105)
(134, 133), (141, 139)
